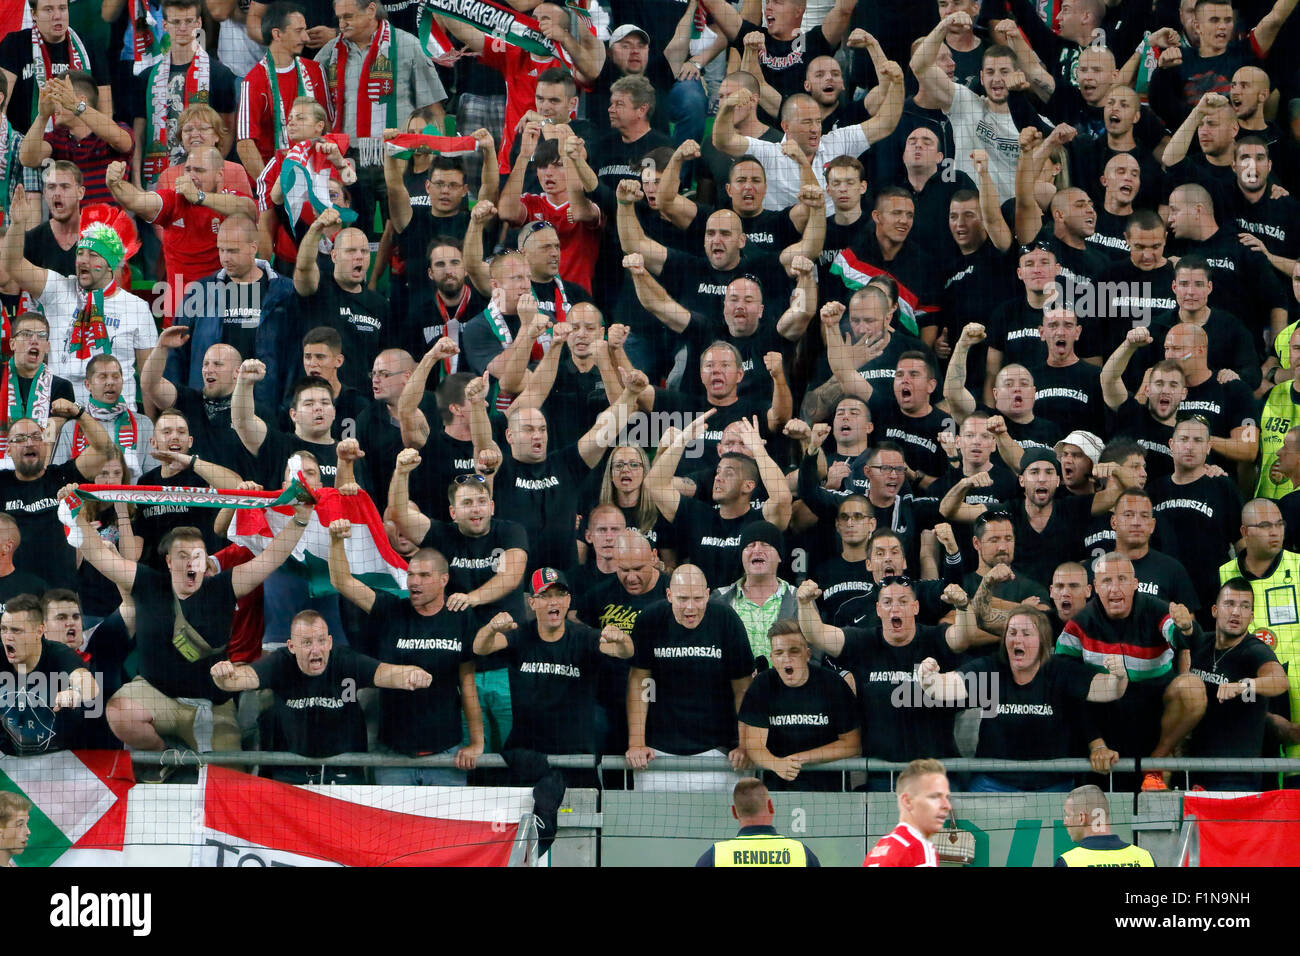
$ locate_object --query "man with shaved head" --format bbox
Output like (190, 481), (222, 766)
(626, 563), (755, 791)
(1058, 552), (1206, 791)
(355, 348), (426, 513)
(1163, 91), (1239, 194)
(1090, 153), (1141, 259)
(105, 149), (258, 322)
(1056, 785), (1154, 865)
(162, 213), (296, 408)
(0, 514), (48, 612)
(1230, 66), (1278, 140)
(1228, 138), (1300, 271)
(1162, 323), (1258, 465)
(291, 207), (391, 393)
(1165, 182), (1289, 347)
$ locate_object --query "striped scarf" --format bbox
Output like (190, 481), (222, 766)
(30, 24), (90, 122)
(142, 45), (211, 188)
(265, 52), (319, 151)
(324, 21), (396, 162)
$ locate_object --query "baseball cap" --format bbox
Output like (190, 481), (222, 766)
(530, 567), (570, 595)
(1020, 447), (1060, 474)
(1055, 430), (1103, 465)
(608, 24), (650, 45)
(739, 520), (785, 560)
(517, 219), (557, 250)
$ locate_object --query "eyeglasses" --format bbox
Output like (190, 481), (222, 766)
(181, 123), (215, 135)
(371, 370), (402, 380)
(869, 464), (907, 475)
(1246, 520), (1286, 531)
(7, 433), (41, 445)
(611, 460), (643, 471)
(454, 474), (487, 486)
(12, 330), (49, 341)
(837, 512), (871, 523)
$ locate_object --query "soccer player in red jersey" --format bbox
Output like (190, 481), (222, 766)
(864, 758), (950, 867)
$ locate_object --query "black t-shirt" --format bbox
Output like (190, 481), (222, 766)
(0, 638), (89, 755)
(1179, 376), (1258, 442)
(867, 401), (950, 480)
(131, 565), (238, 703)
(1004, 495), (1096, 588)
(505, 620), (604, 754)
(543, 355), (608, 452)
(832, 577), (950, 630)
(574, 573), (669, 634)
(292, 273), (391, 392)
(812, 554), (876, 625)
(0, 460), (82, 588)
(252, 645), (379, 758)
(731, 21), (835, 101)
(631, 600), (754, 754)
(1108, 397), (1177, 483)
(1026, 360), (1106, 438)
(0, 570), (48, 614)
(962, 568), (1050, 606)
(661, 247), (792, 327)
(936, 242), (1018, 394)
(836, 624), (961, 761)
(957, 654), (1095, 789)
(171, 386), (261, 477)
(653, 392), (771, 473)
(370, 591), (475, 755)
(1187, 632), (1279, 759)
(1004, 414), (1063, 449)
(1092, 259), (1177, 360)
(420, 518), (529, 628)
(1170, 227), (1287, 349)
(395, 204), (472, 302)
(133, 466), (219, 569)
(0, 30), (113, 130)
(1148, 308), (1260, 391)
(1085, 209), (1131, 262)
(493, 445), (592, 575)
(210, 273), (271, 367)
(1225, 189), (1300, 262)
(255, 429), (347, 490)
(23, 222), (77, 276)
(354, 394), (439, 514)
(672, 495), (767, 591)
(987, 297), (1046, 368)
(1149, 472), (1242, 596)
(1147, 37), (1261, 131)
(739, 664), (857, 788)
(1131, 548), (1201, 612)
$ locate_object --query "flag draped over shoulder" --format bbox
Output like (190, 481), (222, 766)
(829, 249), (926, 336)
(279, 141), (359, 229)
(0, 751), (134, 867)
(229, 482), (408, 599)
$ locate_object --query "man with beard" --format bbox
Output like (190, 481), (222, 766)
(2, 192), (157, 409)
(1111, 488), (1201, 611)
(165, 214), (295, 409)
(22, 161), (82, 275)
(1101, 329), (1188, 482)
(912, 14), (1022, 202)
(1059, 552), (1207, 792)
(963, 510), (1051, 608)
(1231, 138), (1300, 275)
(292, 210), (390, 393)
(1048, 561), (1093, 636)
(213, 609), (432, 783)
(58, 354), (151, 478)
(400, 239), (487, 369)
(141, 329), (269, 475)
(0, 312), (76, 458)
(1186, 579), (1289, 791)
(625, 564), (754, 791)
(2, 407), (110, 589)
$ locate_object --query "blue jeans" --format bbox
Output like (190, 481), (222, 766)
(667, 77), (709, 148)
(262, 569), (349, 645)
(373, 744), (467, 787)
(969, 773), (1074, 793)
(465, 669), (512, 753)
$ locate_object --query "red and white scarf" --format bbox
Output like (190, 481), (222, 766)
(265, 53), (320, 151)
(143, 44), (211, 188)
(73, 396), (140, 473)
(325, 21), (396, 163)
(30, 23), (90, 122)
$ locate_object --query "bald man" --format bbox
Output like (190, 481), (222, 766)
(105, 150), (258, 321)
(292, 209), (392, 393)
(0, 514), (48, 610)
(1056, 784), (1154, 865)
(1058, 552), (1206, 791)
(1162, 323), (1258, 464)
(1165, 183), (1289, 346)
(626, 564), (754, 791)
(163, 214), (296, 407)
(356, 347), (441, 513)
(1230, 66), (1277, 137)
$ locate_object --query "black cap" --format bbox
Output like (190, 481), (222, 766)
(739, 520), (785, 559)
(1020, 447), (1060, 474)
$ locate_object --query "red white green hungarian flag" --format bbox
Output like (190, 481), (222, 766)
(420, 0), (593, 63)
(279, 140), (359, 229)
(0, 750), (134, 866)
(829, 249), (932, 336)
(229, 470), (407, 599)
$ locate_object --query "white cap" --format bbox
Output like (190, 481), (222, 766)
(1054, 430), (1104, 465)
(608, 24), (650, 45)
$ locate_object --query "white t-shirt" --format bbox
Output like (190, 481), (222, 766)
(744, 124), (870, 214)
(38, 272), (160, 409)
(946, 84), (1021, 204)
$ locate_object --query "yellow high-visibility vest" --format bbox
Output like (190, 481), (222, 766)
(1059, 842), (1155, 867)
(712, 834), (809, 867)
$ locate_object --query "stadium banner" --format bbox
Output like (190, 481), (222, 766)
(193, 767), (522, 866)
(0, 750), (135, 867)
(1180, 791), (1300, 866)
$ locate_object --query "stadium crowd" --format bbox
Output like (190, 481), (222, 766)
(1, 0), (1299, 796)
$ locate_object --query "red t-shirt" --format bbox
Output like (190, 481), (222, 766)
(864, 823), (939, 867)
(518, 193), (602, 293)
(479, 40), (570, 176)
(254, 134), (350, 263)
(152, 185), (252, 315)
(237, 58), (332, 164)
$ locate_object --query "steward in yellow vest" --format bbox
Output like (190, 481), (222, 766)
(1055, 784), (1155, 867)
(695, 779), (820, 867)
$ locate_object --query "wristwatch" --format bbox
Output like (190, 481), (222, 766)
(195, 190), (207, 206)
(73, 100), (87, 116)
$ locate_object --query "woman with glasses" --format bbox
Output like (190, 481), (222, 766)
(154, 104), (253, 197)
(578, 444), (677, 568)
